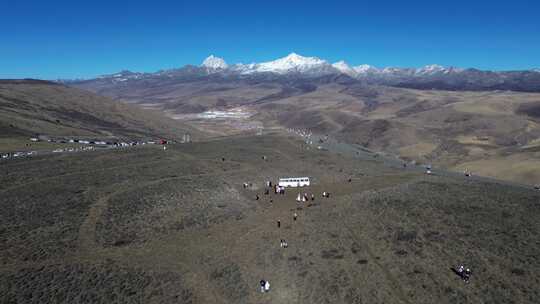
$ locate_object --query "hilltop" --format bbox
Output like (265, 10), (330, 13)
(1, 133), (539, 303)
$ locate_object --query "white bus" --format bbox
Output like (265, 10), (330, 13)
(278, 177), (310, 187)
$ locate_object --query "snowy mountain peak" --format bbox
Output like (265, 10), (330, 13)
(256, 53), (328, 73)
(97, 70), (144, 81)
(382, 67), (402, 74)
(353, 64), (378, 74)
(202, 55), (228, 69)
(416, 64), (446, 75)
(332, 61), (356, 76)
(281, 52), (323, 63)
(332, 60), (350, 69)
(198, 54), (465, 78)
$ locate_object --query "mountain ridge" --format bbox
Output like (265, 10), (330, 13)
(61, 53), (540, 93)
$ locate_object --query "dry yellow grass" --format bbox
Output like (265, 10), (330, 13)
(453, 155), (540, 185)
(455, 135), (496, 146)
(465, 146), (488, 156)
(398, 142), (437, 158)
(522, 138), (540, 149)
(452, 101), (508, 115)
(525, 120), (540, 132)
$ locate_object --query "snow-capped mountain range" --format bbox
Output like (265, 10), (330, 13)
(65, 53), (540, 93)
(200, 53), (466, 77)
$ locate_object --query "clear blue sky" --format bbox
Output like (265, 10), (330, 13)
(1, 0), (539, 79)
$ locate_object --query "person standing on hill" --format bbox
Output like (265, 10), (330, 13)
(293, 212), (298, 221)
(259, 280), (266, 293)
(277, 220), (281, 228)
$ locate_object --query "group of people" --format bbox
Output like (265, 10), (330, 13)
(259, 280), (270, 293)
(296, 193), (314, 202)
(274, 184), (285, 195)
(256, 180), (334, 293)
(294, 191), (331, 203)
(455, 265), (472, 283)
(259, 182), (309, 293)
(248, 147), (478, 295)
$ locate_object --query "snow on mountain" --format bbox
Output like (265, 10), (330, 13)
(381, 67), (404, 74)
(199, 53), (471, 79)
(97, 70), (144, 82)
(234, 53), (333, 75)
(332, 61), (357, 76)
(415, 65), (465, 75)
(69, 54), (540, 93)
(202, 55), (228, 70)
(230, 63), (256, 74)
(257, 53), (327, 73)
(416, 64), (446, 75)
(353, 64), (379, 74)
(89, 53), (540, 87)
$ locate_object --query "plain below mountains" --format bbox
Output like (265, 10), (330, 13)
(66, 56), (540, 185)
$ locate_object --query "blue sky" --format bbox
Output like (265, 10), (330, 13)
(1, 0), (539, 79)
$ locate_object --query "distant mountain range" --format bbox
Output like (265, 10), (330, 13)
(62, 53), (540, 92)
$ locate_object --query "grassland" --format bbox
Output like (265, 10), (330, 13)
(1, 133), (539, 303)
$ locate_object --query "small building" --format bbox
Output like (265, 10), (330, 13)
(278, 177), (310, 188)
